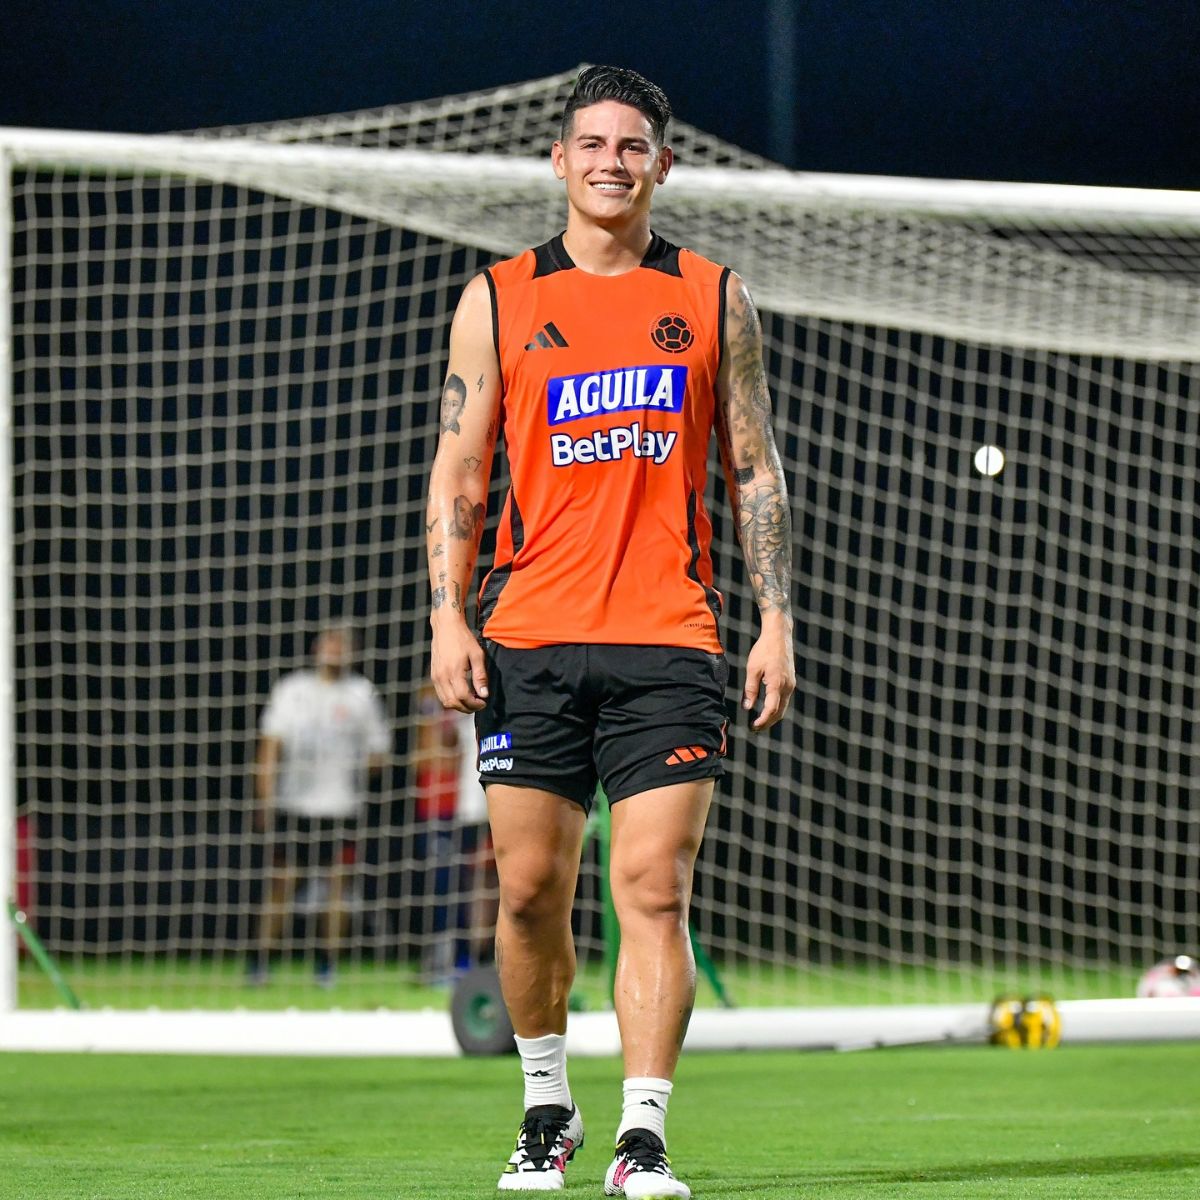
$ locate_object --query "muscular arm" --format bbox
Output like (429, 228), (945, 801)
(715, 271), (796, 730)
(426, 273), (503, 712)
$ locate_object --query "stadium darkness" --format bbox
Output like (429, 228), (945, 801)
(1, 0), (1198, 189)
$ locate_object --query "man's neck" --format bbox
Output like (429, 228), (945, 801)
(561, 217), (652, 276)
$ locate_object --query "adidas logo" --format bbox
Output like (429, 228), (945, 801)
(665, 746), (710, 766)
(524, 321), (569, 351)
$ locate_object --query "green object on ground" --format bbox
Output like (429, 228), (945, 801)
(690, 924), (734, 1008)
(7, 901), (82, 1009)
(592, 787), (621, 1001)
(3, 1044), (1199, 1198)
(585, 785), (730, 1007)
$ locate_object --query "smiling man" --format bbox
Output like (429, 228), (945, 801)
(425, 65), (794, 1197)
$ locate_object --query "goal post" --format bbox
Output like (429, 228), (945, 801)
(2, 69), (1200, 1054)
(0, 145), (14, 1017)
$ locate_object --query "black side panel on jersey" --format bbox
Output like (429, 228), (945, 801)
(641, 232), (683, 277)
(685, 487), (723, 621)
(478, 489), (526, 630)
(483, 268), (500, 357)
(716, 264), (732, 370)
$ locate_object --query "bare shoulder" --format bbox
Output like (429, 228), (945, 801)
(723, 270), (762, 340)
(451, 272), (495, 339)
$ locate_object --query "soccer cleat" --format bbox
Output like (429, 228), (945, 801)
(497, 1103), (584, 1191)
(604, 1128), (690, 1199)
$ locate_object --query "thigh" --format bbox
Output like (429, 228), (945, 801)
(475, 641), (598, 811)
(609, 779), (714, 884)
(593, 646), (728, 804)
(487, 784), (588, 904)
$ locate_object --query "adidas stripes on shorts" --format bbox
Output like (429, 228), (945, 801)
(474, 641), (728, 811)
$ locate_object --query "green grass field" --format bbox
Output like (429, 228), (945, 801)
(17, 955), (1144, 1012)
(5, 1044), (1200, 1198)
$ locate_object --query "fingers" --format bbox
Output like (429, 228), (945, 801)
(742, 661), (763, 716)
(435, 666), (485, 713)
(746, 660), (795, 732)
(468, 640), (490, 703)
(432, 635), (488, 713)
(752, 678), (787, 730)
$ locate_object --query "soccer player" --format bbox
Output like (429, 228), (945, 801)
(248, 625), (390, 986)
(425, 66), (794, 1197)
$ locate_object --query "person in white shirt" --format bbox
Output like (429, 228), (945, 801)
(248, 625), (390, 985)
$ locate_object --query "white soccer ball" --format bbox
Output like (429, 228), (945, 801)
(1136, 955), (1200, 998)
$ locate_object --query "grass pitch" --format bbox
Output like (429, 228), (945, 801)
(5, 1043), (1200, 1198)
(17, 955), (1143, 1012)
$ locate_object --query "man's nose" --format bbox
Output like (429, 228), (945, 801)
(605, 145), (628, 173)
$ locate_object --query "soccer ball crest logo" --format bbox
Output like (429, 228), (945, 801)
(650, 312), (694, 354)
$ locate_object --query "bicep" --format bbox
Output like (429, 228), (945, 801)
(715, 271), (776, 476)
(433, 273), (503, 473)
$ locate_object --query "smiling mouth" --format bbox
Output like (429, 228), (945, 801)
(590, 181), (633, 191)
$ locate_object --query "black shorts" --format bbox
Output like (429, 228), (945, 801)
(270, 812), (357, 870)
(475, 642), (728, 811)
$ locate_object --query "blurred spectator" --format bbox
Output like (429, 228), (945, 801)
(248, 626), (390, 986)
(413, 681), (495, 980)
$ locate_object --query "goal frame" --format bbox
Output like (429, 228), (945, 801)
(1, 124), (1199, 1054)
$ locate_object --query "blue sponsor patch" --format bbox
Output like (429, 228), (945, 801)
(547, 364), (688, 427)
(479, 732), (512, 754)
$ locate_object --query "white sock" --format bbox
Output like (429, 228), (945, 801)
(514, 1032), (572, 1112)
(617, 1076), (672, 1145)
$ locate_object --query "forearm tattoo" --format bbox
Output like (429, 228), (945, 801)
(739, 482), (791, 613)
(431, 581), (463, 613)
(451, 495), (486, 543)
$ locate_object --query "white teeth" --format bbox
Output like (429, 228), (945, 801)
(592, 182), (630, 190)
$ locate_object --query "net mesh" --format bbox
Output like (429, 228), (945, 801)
(7, 68), (1200, 1010)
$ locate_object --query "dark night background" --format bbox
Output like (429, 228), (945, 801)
(7, 1), (1200, 974)
(3, 0), (1199, 189)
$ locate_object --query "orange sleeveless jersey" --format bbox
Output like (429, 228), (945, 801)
(478, 233), (728, 652)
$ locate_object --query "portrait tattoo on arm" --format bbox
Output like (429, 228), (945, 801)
(440, 373), (468, 435)
(725, 279), (793, 617)
(451, 495), (486, 544)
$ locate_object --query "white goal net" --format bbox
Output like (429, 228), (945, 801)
(3, 68), (1200, 1030)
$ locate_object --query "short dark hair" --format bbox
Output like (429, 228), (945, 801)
(559, 65), (672, 147)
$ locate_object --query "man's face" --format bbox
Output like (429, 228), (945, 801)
(315, 630), (349, 673)
(551, 100), (672, 226)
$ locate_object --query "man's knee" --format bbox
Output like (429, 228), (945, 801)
(498, 858), (576, 927)
(611, 855), (693, 925)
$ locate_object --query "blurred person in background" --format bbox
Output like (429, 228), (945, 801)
(248, 625), (390, 987)
(413, 680), (496, 981)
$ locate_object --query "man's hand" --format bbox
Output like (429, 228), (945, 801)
(431, 618), (489, 713)
(742, 617), (796, 732)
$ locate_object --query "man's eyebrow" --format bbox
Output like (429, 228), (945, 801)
(573, 131), (653, 145)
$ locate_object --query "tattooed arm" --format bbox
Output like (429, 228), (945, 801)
(715, 271), (796, 731)
(426, 273), (502, 713)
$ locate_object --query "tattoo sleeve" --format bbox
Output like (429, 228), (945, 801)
(722, 278), (793, 617)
